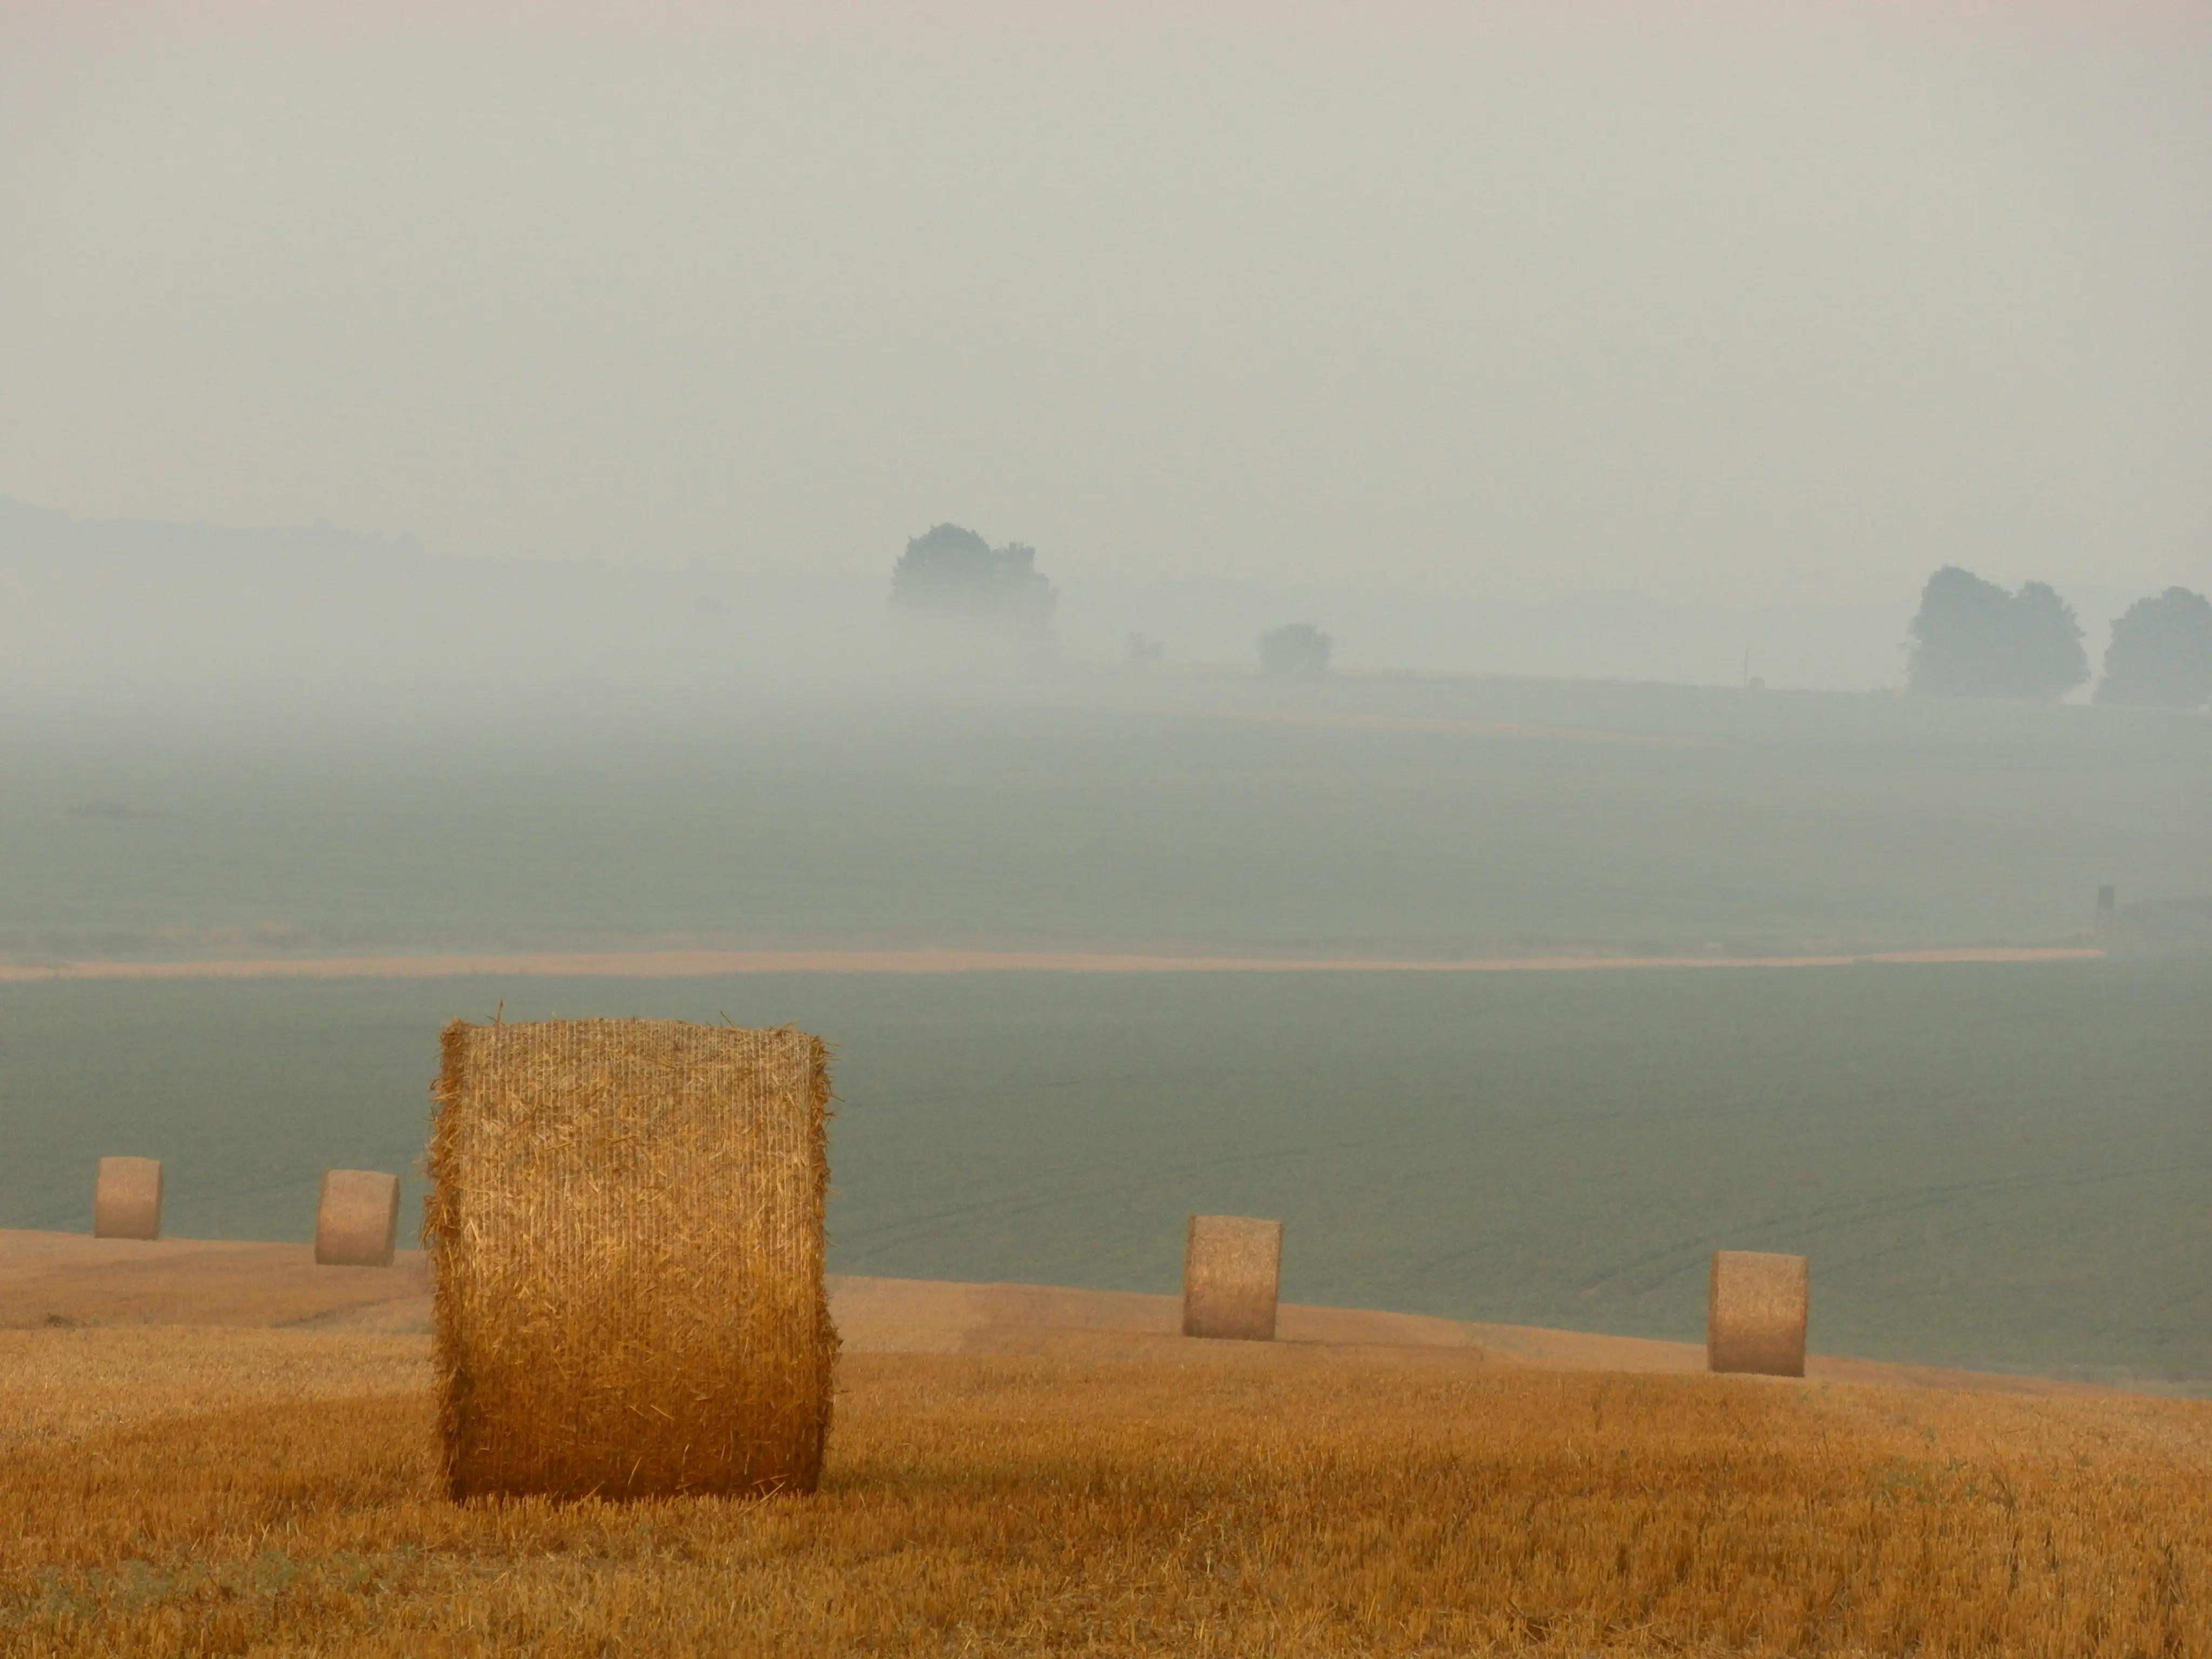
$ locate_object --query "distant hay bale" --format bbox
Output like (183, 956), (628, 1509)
(1182, 1215), (1282, 1341)
(427, 1018), (837, 1501)
(315, 1169), (401, 1267)
(1707, 1250), (1808, 1377)
(93, 1157), (163, 1240)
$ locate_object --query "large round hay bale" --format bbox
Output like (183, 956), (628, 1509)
(1182, 1214), (1282, 1341)
(93, 1156), (163, 1240)
(315, 1169), (401, 1267)
(1707, 1249), (1808, 1377)
(426, 1018), (837, 1501)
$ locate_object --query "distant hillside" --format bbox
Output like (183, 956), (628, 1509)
(0, 496), (838, 710)
(2, 496), (2164, 706)
(1061, 576), (1926, 691)
(0, 495), (424, 563)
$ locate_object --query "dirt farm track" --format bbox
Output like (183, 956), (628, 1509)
(0, 945), (2106, 983)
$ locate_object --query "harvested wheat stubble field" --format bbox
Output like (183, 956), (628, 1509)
(0, 1226), (2121, 1393)
(6, 1312), (2212, 1657)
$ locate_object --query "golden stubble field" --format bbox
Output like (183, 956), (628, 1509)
(5, 1326), (2211, 1658)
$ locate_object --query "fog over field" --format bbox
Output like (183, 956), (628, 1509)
(0, 490), (2173, 702)
(5, 1), (2212, 707)
(3, 2), (2210, 1386)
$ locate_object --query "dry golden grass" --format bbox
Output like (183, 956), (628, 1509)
(4, 1327), (2211, 1657)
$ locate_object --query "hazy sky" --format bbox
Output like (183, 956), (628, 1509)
(4, 2), (2208, 609)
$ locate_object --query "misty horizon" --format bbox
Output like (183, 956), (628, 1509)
(0, 487), (2183, 707)
(6, 1), (2212, 662)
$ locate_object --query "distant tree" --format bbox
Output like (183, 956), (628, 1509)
(1123, 632), (1164, 669)
(1904, 566), (2087, 700)
(2095, 587), (2212, 709)
(888, 524), (1057, 636)
(1258, 622), (1332, 679)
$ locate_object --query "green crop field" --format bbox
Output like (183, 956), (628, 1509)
(5, 677), (2206, 1381)
(4, 675), (2208, 965)
(4, 960), (2207, 1385)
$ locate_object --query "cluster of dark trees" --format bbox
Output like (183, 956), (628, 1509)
(1906, 567), (2212, 709)
(1258, 622), (1332, 679)
(888, 524), (1058, 636)
(2095, 588), (2212, 709)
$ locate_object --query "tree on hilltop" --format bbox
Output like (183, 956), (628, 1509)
(2095, 587), (2212, 709)
(1258, 623), (1333, 679)
(1905, 567), (2087, 700)
(889, 524), (1057, 637)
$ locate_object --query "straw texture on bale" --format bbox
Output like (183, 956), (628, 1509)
(1707, 1249), (1809, 1377)
(1182, 1214), (1283, 1341)
(93, 1157), (163, 1240)
(315, 1169), (401, 1267)
(427, 1018), (836, 1501)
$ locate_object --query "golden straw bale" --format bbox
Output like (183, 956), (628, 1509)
(1707, 1249), (1809, 1377)
(426, 1018), (837, 1501)
(1182, 1214), (1282, 1341)
(315, 1169), (401, 1267)
(93, 1156), (163, 1240)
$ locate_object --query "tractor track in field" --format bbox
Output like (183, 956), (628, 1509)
(0, 946), (2105, 983)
